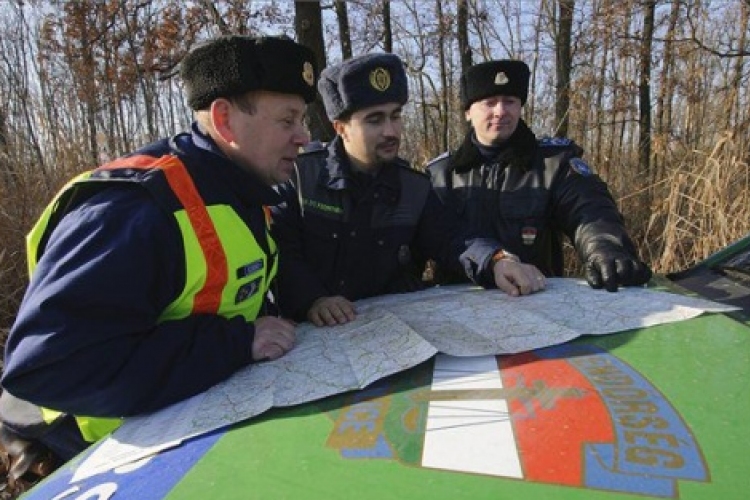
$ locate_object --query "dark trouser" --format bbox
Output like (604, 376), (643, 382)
(3, 414), (89, 462)
(0, 391), (89, 462)
(0, 392), (90, 494)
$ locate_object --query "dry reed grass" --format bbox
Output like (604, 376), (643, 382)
(0, 166), (73, 355)
(639, 130), (750, 273)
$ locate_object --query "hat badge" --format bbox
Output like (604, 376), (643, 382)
(302, 62), (315, 87)
(494, 71), (509, 85)
(369, 67), (391, 92)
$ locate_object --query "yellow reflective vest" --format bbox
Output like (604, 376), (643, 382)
(28, 153), (278, 442)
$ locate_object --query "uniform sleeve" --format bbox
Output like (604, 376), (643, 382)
(414, 190), (501, 287)
(1, 186), (256, 417)
(551, 157), (641, 261)
(271, 181), (331, 321)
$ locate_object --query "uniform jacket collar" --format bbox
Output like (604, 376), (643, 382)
(318, 136), (402, 202)
(450, 118), (538, 173)
(172, 123), (281, 207)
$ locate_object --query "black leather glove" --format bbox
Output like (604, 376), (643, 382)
(584, 247), (652, 292)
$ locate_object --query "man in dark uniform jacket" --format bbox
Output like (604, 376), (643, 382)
(427, 59), (651, 292)
(0, 35), (310, 490)
(273, 53), (546, 327)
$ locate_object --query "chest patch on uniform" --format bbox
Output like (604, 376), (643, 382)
(303, 198), (344, 215)
(569, 157), (593, 176)
(234, 278), (261, 304)
(236, 259), (264, 279)
(235, 277), (262, 304)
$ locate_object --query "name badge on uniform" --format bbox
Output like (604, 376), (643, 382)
(522, 226), (537, 246)
(236, 259), (264, 279)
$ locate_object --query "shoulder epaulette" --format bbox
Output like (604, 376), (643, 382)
(424, 151), (451, 171)
(427, 151), (450, 164)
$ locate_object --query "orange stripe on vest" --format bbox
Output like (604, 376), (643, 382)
(99, 155), (228, 314)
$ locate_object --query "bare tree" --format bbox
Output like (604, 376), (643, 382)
(638, 0), (655, 176)
(436, 0), (449, 151)
(684, 1), (750, 57)
(654, 0), (681, 184)
(333, 0), (352, 59)
(555, 0), (574, 137)
(198, 0), (231, 35)
(728, 1), (749, 131)
(0, 107), (9, 188)
(118, 1), (158, 142)
(382, 0), (393, 52)
(294, 1), (335, 141)
(457, 0), (471, 72)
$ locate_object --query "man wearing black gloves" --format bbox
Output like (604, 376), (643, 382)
(272, 53), (545, 327)
(427, 59), (651, 292)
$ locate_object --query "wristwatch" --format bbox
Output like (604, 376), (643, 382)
(492, 249), (520, 264)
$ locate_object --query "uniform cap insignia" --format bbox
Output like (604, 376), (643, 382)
(370, 67), (392, 92)
(302, 61), (315, 87)
(494, 71), (509, 85)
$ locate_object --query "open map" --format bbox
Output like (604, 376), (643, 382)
(72, 279), (737, 480)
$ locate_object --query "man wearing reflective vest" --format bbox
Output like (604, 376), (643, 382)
(0, 35), (314, 486)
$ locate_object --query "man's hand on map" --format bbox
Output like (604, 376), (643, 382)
(492, 259), (546, 297)
(252, 316), (296, 360)
(584, 247), (653, 292)
(307, 296), (357, 327)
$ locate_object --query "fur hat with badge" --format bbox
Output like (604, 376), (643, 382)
(318, 53), (408, 121)
(180, 35), (318, 110)
(461, 59), (531, 109)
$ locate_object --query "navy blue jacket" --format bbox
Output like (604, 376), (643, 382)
(428, 120), (640, 277)
(1, 125), (279, 417)
(272, 137), (500, 321)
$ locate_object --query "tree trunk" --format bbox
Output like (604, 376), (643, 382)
(199, 0), (231, 35)
(593, 1), (612, 178)
(436, 0), (449, 151)
(0, 107), (11, 188)
(294, 1), (335, 142)
(119, 2), (157, 142)
(457, 0), (472, 73)
(382, 0), (393, 52)
(730, 1), (748, 130)
(333, 0), (352, 59)
(654, 0), (680, 185)
(638, 0), (655, 177)
(555, 0), (574, 137)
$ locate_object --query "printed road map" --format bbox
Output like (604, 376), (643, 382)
(72, 279), (737, 480)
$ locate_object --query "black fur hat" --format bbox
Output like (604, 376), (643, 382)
(461, 60), (530, 109)
(180, 35), (318, 110)
(318, 53), (408, 121)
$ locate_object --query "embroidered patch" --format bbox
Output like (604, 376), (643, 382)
(303, 198), (344, 215)
(539, 136), (572, 147)
(235, 277), (262, 304)
(569, 157), (594, 176)
(370, 67), (391, 92)
(236, 260), (264, 279)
